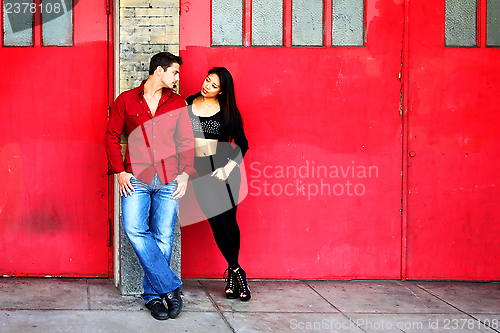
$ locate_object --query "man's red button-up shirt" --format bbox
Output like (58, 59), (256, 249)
(105, 82), (196, 184)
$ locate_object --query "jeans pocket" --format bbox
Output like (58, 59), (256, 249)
(130, 176), (146, 188)
(165, 180), (178, 192)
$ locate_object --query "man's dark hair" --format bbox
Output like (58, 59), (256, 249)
(149, 52), (183, 75)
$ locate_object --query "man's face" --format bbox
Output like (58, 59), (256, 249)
(161, 62), (180, 89)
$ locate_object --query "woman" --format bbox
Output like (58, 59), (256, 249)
(186, 67), (250, 301)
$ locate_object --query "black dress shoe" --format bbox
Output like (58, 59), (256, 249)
(163, 287), (183, 319)
(145, 299), (169, 320)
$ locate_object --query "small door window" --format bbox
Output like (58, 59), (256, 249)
(3, 0), (33, 46)
(486, 0), (500, 46)
(445, 0), (499, 47)
(42, 0), (73, 46)
(212, 0), (243, 46)
(2, 0), (73, 47)
(292, 0), (323, 46)
(333, 0), (364, 46)
(445, 0), (477, 47)
(252, 0), (283, 46)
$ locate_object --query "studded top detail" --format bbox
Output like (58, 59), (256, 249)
(190, 109), (221, 140)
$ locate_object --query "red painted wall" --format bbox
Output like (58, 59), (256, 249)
(179, 0), (404, 279)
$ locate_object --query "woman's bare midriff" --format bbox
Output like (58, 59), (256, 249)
(194, 138), (218, 156)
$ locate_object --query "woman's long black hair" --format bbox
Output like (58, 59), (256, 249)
(208, 67), (242, 141)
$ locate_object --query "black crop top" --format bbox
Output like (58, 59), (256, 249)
(189, 107), (221, 140)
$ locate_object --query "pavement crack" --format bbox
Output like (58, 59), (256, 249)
(413, 282), (500, 333)
(396, 281), (420, 299)
(302, 280), (368, 333)
(198, 280), (236, 333)
(86, 279), (91, 311)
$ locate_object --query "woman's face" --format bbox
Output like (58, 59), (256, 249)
(201, 73), (221, 99)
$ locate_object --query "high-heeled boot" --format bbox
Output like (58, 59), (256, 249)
(224, 267), (239, 299)
(233, 267), (251, 301)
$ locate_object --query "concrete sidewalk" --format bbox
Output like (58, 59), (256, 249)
(0, 278), (499, 333)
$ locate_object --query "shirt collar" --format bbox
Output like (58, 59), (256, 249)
(137, 80), (173, 100)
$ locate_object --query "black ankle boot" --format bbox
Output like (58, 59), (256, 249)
(224, 267), (239, 299)
(233, 267), (251, 301)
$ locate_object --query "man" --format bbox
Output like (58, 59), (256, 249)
(105, 52), (195, 320)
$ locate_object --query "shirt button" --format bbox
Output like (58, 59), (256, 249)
(154, 136), (156, 138)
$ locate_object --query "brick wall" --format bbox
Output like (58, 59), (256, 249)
(119, 0), (180, 92)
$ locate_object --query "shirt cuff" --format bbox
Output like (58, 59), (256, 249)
(180, 165), (198, 178)
(107, 166), (125, 175)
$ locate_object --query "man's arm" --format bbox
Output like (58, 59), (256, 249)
(172, 104), (196, 199)
(105, 96), (135, 197)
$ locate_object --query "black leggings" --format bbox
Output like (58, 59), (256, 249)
(193, 155), (241, 269)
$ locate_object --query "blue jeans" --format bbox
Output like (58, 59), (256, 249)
(121, 173), (182, 303)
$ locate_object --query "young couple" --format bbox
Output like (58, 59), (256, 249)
(105, 52), (250, 321)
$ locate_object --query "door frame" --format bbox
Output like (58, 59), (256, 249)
(112, 0), (120, 285)
(401, 0), (410, 281)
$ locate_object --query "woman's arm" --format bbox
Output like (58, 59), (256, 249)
(228, 116), (249, 165)
(212, 115), (249, 181)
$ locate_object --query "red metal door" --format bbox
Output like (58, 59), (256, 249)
(180, 0), (404, 279)
(0, 0), (111, 276)
(405, 1), (500, 279)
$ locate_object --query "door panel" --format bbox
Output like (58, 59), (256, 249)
(406, 2), (500, 279)
(180, 0), (404, 279)
(0, 0), (110, 276)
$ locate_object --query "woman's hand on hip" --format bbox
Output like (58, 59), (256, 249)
(212, 161), (237, 181)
